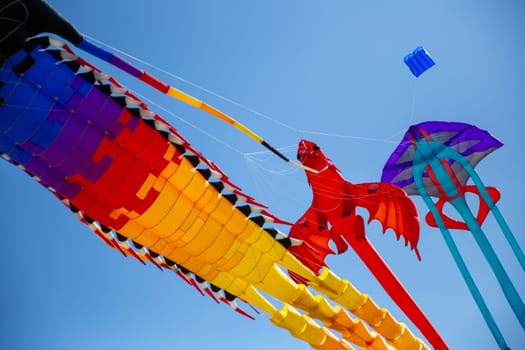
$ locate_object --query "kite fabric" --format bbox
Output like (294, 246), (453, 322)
(404, 47), (435, 77)
(382, 121), (525, 350)
(0, 35), (436, 350)
(0, 2), (442, 348)
(289, 140), (447, 350)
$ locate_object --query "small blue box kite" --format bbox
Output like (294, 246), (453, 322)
(404, 46), (435, 77)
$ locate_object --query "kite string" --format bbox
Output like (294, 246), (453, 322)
(408, 77), (418, 125)
(74, 37), (416, 223)
(85, 34), (299, 133)
(74, 36), (242, 157)
(82, 37), (419, 206)
(84, 34), (408, 146)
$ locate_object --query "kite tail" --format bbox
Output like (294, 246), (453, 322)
(345, 236), (448, 350)
(491, 204), (525, 271)
(451, 197), (525, 329)
(229, 262), (414, 349)
(422, 194), (510, 349)
(306, 268), (429, 350)
(247, 256), (429, 349)
(467, 167), (525, 272)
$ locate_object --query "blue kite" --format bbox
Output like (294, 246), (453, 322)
(404, 47), (435, 77)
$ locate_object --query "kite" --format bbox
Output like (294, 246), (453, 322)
(0, 1), (438, 349)
(288, 140), (447, 350)
(404, 47), (435, 77)
(381, 121), (525, 350)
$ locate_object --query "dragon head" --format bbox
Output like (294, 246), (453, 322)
(297, 139), (333, 173)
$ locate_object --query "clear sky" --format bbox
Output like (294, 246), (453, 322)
(1, 1), (524, 349)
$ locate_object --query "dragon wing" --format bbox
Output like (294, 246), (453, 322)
(349, 182), (421, 260)
(288, 181), (422, 280)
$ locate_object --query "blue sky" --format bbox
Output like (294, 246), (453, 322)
(1, 1), (524, 349)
